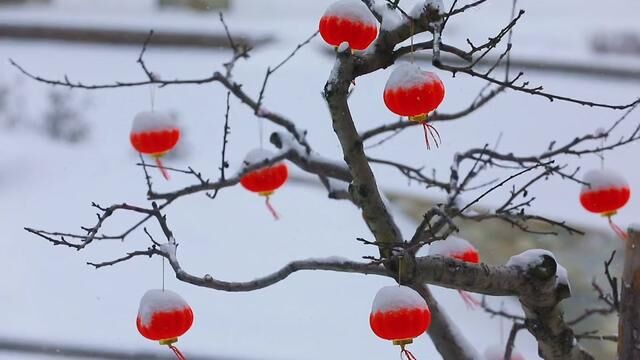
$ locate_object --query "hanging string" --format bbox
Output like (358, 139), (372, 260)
(410, 21), (415, 64)
(162, 256), (166, 292)
(398, 255), (403, 285)
(149, 84), (156, 112)
(600, 134), (606, 170)
(168, 344), (187, 360)
(258, 116), (264, 149)
(265, 196), (279, 220)
(608, 216), (628, 240)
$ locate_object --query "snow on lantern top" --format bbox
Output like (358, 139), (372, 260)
(241, 148), (276, 169)
(429, 236), (479, 263)
(371, 285), (427, 313)
(131, 111), (177, 133)
(580, 169), (628, 192)
(319, 0), (378, 50)
(323, 0), (377, 24)
(384, 63), (441, 92)
(137, 289), (191, 327)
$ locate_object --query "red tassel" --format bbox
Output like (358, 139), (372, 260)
(458, 290), (480, 309)
(168, 344), (187, 360)
(421, 122), (441, 150)
(401, 348), (418, 360)
(608, 216), (628, 241)
(265, 196), (279, 220)
(155, 157), (170, 180)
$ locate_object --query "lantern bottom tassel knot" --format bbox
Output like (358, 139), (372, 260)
(409, 114), (441, 150)
(607, 215), (628, 240)
(399, 344), (418, 360)
(158, 338), (187, 360)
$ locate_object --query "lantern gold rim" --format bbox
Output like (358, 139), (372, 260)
(392, 338), (414, 346)
(159, 337), (178, 346)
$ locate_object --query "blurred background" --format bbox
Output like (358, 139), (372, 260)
(1, 0), (638, 359)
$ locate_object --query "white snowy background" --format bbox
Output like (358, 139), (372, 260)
(1, 0), (639, 359)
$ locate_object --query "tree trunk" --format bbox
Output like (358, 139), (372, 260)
(618, 227), (640, 359)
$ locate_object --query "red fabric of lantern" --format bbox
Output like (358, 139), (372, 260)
(429, 236), (480, 308)
(239, 149), (289, 219)
(384, 63), (445, 120)
(370, 286), (431, 345)
(319, 0), (378, 50)
(130, 111), (180, 180)
(579, 169), (630, 216)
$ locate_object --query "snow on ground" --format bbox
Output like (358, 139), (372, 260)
(1, 0), (639, 359)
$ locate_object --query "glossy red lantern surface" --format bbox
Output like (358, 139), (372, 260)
(384, 63), (445, 120)
(240, 149), (289, 196)
(579, 169), (630, 216)
(370, 286), (431, 343)
(130, 111), (180, 156)
(136, 289), (194, 343)
(319, 0), (378, 50)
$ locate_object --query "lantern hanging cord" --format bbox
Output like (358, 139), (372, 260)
(149, 84), (156, 112)
(265, 196), (279, 220)
(599, 136), (605, 170)
(162, 256), (165, 292)
(410, 21), (415, 64)
(258, 116), (264, 149)
(154, 157), (171, 180)
(608, 216), (628, 240)
(168, 344), (187, 360)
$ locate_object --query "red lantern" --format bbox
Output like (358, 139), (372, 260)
(319, 0), (378, 51)
(384, 63), (445, 149)
(137, 289), (193, 360)
(130, 111), (181, 180)
(484, 345), (526, 360)
(239, 149), (289, 220)
(429, 236), (480, 308)
(580, 169), (631, 240)
(370, 285), (431, 359)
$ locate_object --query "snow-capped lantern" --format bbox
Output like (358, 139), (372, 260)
(130, 111), (180, 180)
(319, 0), (378, 51)
(239, 149), (289, 220)
(383, 63), (445, 148)
(580, 169), (630, 216)
(370, 286), (431, 359)
(579, 169), (631, 240)
(136, 289), (193, 360)
(484, 344), (526, 360)
(429, 236), (480, 308)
